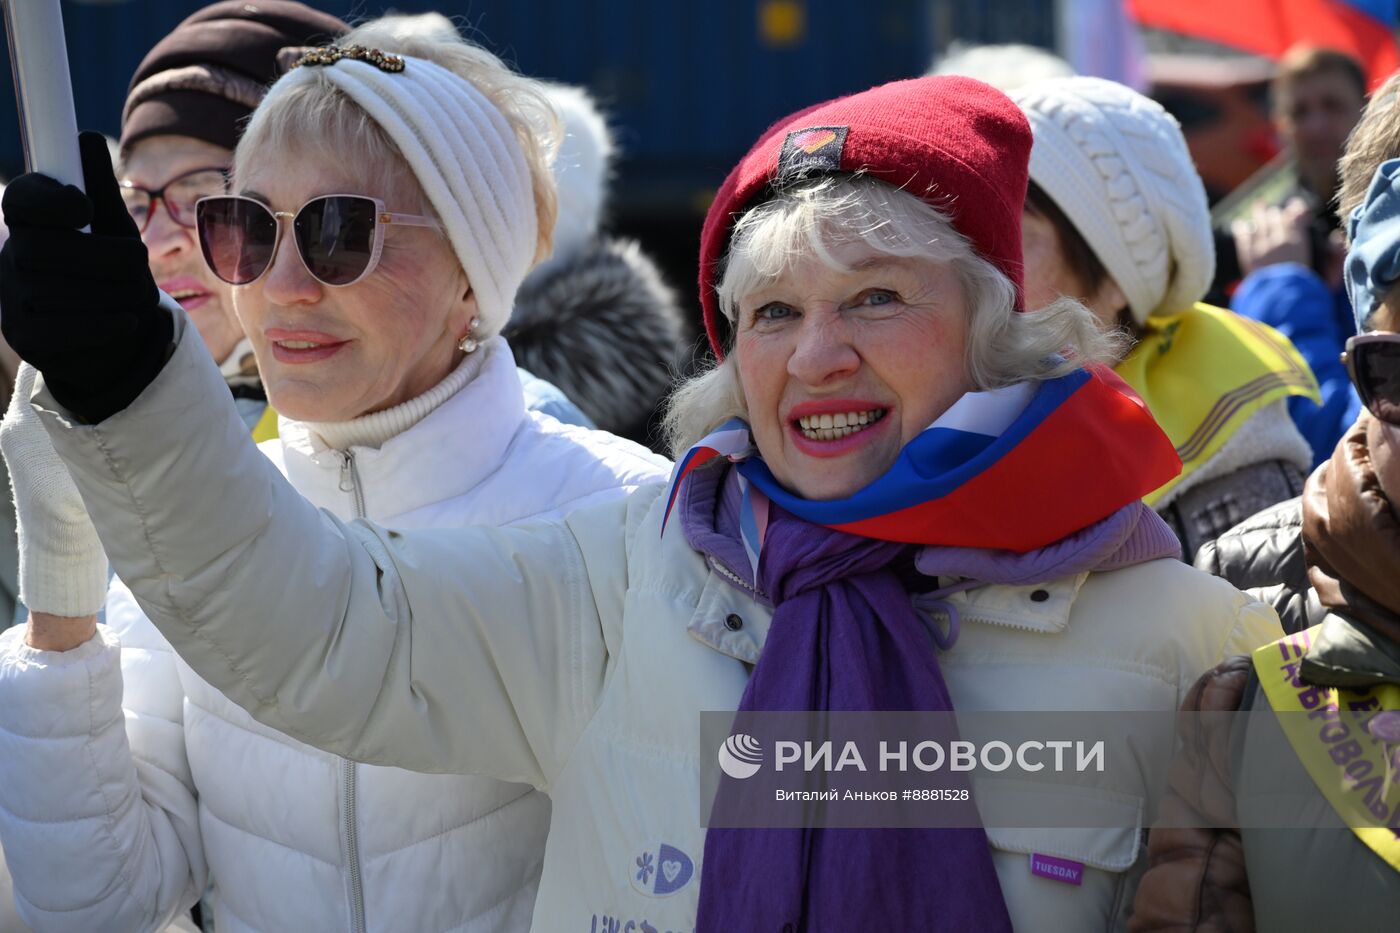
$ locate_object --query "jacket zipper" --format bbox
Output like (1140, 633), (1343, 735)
(336, 450), (367, 933)
(707, 556), (768, 601)
(709, 554), (1052, 635)
(338, 449), (367, 522)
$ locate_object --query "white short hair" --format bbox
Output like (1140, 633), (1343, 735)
(663, 174), (1120, 457)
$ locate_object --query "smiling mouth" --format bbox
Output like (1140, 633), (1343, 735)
(795, 408), (888, 441)
(168, 288), (207, 301)
(276, 340), (326, 350)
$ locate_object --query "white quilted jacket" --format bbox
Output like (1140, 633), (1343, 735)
(28, 314), (1285, 933)
(0, 337), (669, 933)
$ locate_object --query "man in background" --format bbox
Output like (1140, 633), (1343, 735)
(1222, 47), (1369, 465)
(1274, 46), (1368, 225)
(1219, 47), (1366, 288)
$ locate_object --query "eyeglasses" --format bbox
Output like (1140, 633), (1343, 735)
(196, 194), (440, 288)
(120, 166), (230, 232)
(1343, 332), (1400, 426)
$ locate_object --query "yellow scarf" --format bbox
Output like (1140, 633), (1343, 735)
(1115, 302), (1320, 506)
(251, 404), (279, 444)
(1253, 627), (1400, 874)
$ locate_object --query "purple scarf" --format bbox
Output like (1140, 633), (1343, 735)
(696, 502), (1013, 932)
(686, 464), (1180, 932)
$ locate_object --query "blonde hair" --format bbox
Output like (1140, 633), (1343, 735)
(663, 175), (1119, 457)
(233, 13), (561, 265)
(1338, 69), (1400, 224)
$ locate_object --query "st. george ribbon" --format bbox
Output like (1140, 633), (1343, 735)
(3, 0), (84, 194)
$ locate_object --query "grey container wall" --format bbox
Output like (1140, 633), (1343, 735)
(1, 0), (1056, 216)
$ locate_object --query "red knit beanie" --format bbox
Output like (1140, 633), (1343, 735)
(698, 75), (1031, 358)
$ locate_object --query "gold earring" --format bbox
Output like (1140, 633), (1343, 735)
(458, 316), (480, 353)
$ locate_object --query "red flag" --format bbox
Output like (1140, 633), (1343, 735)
(1128, 0), (1400, 89)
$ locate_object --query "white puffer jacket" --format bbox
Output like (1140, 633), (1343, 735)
(0, 337), (669, 933)
(31, 317), (1284, 932)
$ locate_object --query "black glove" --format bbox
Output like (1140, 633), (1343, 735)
(0, 131), (173, 423)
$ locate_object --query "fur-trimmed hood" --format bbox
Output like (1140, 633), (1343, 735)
(505, 83), (687, 446)
(541, 82), (614, 267)
(506, 235), (686, 445)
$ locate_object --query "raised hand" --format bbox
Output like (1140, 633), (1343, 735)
(0, 131), (173, 423)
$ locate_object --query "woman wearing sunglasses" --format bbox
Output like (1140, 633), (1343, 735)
(1131, 145), (1400, 930)
(0, 71), (1281, 929)
(0, 16), (667, 933)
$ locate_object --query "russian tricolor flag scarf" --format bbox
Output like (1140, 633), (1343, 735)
(678, 366), (1179, 932)
(664, 365), (1180, 565)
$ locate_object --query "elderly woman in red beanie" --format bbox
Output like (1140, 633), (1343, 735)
(0, 74), (1279, 929)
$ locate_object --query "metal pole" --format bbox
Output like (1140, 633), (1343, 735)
(2, 0), (83, 192)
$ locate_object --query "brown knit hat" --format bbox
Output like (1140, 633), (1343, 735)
(121, 0), (347, 153)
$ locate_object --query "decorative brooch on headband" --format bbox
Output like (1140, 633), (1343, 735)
(292, 45), (406, 73)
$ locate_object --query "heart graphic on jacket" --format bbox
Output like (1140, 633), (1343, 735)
(630, 842), (695, 897)
(793, 129), (837, 153)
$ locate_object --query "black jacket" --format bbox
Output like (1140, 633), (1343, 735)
(1194, 496), (1318, 634)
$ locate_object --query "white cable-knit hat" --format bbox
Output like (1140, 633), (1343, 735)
(1010, 77), (1214, 324)
(273, 46), (537, 341)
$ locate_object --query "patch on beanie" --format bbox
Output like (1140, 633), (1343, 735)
(778, 126), (848, 177)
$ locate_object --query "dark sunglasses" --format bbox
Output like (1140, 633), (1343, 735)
(1343, 332), (1400, 426)
(195, 194), (440, 288)
(120, 166), (230, 232)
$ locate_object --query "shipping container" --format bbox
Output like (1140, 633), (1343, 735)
(2, 0), (1057, 216)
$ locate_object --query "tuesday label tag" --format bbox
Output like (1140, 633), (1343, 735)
(1030, 853), (1084, 886)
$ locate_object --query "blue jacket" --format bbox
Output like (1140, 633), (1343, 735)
(517, 367), (594, 429)
(1231, 263), (1361, 467)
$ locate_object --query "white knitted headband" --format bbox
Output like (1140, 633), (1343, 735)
(274, 47), (536, 340)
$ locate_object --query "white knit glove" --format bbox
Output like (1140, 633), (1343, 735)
(0, 363), (107, 616)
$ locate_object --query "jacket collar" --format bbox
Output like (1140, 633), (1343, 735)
(275, 339), (527, 521)
(687, 569), (1085, 664)
(1301, 611), (1400, 689)
(917, 574), (1086, 636)
(687, 562), (775, 664)
(679, 461), (1090, 662)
